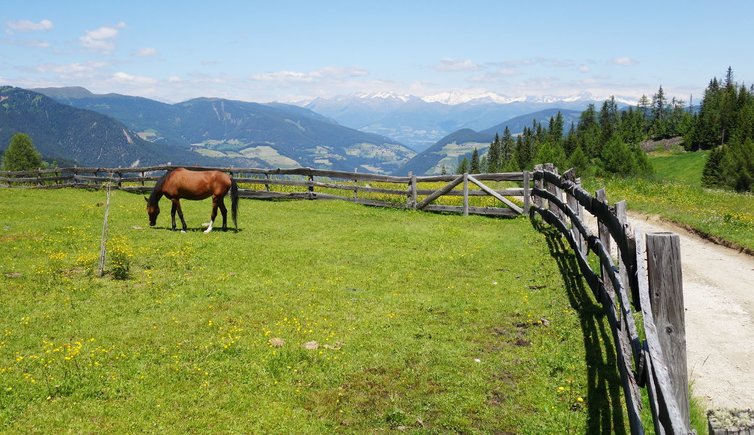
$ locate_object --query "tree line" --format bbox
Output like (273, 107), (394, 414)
(456, 87), (694, 178)
(695, 68), (754, 191)
(457, 66), (754, 193)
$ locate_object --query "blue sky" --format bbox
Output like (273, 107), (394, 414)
(2, 1), (753, 104)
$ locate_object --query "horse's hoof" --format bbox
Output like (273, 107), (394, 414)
(203, 228), (213, 234)
(181, 230), (186, 234)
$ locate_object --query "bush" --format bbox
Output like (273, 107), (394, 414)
(108, 236), (133, 280)
(2, 133), (42, 171)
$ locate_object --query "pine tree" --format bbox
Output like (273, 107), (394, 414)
(456, 157), (470, 174)
(568, 145), (590, 177)
(501, 126), (515, 162)
(701, 146), (725, 187)
(470, 148), (480, 173)
(599, 96), (620, 143)
(651, 86), (669, 138)
(548, 112), (564, 145)
(487, 133), (501, 172)
(2, 133), (42, 171)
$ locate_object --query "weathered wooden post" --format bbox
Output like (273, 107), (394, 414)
(596, 189), (615, 297)
(462, 173), (469, 216)
(646, 232), (690, 428)
(406, 172), (416, 210)
(307, 174), (314, 200)
(575, 178), (587, 253)
(522, 171), (531, 215)
(264, 173), (271, 192)
(566, 184), (580, 253)
(533, 164), (543, 208)
(98, 176), (113, 277)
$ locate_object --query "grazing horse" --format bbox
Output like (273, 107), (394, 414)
(145, 168), (239, 233)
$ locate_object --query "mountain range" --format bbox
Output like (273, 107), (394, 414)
(15, 87), (415, 173)
(1, 86), (601, 175)
(305, 91), (625, 152)
(397, 108), (582, 176)
(0, 86), (204, 168)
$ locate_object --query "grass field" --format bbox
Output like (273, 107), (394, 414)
(649, 150), (708, 187)
(590, 150), (754, 253)
(0, 188), (631, 433)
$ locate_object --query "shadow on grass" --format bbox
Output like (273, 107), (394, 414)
(531, 217), (627, 434)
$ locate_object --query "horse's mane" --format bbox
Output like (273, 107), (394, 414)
(148, 170), (172, 204)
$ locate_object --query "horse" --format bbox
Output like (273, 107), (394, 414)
(145, 168), (239, 233)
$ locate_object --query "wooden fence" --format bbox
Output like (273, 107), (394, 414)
(0, 165), (530, 217)
(530, 163), (691, 435)
(1, 163), (693, 433)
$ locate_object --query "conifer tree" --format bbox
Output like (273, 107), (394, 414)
(501, 126), (515, 162)
(487, 133), (501, 172)
(456, 157), (470, 174)
(2, 133), (42, 171)
(470, 148), (480, 173)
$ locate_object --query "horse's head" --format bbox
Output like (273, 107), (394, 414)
(145, 196), (159, 226)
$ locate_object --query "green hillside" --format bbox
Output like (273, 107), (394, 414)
(649, 151), (708, 186)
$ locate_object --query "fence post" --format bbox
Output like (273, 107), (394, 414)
(566, 183), (580, 253)
(596, 189), (615, 300)
(522, 171), (530, 215)
(575, 178), (587, 258)
(462, 173), (469, 216)
(264, 173), (271, 192)
(307, 174), (314, 200)
(646, 232), (690, 427)
(97, 179), (112, 277)
(406, 172), (415, 210)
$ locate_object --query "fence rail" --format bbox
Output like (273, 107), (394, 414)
(0, 165), (530, 217)
(530, 163), (691, 435)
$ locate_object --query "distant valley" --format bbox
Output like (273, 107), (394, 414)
(29, 87), (415, 174)
(1, 86), (597, 175)
(306, 92), (619, 152)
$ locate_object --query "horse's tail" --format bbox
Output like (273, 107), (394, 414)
(230, 178), (239, 229)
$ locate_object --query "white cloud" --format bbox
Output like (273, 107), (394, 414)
(579, 64), (590, 73)
(168, 76), (182, 83)
(112, 71), (157, 85)
(434, 58), (479, 72)
(6, 19), (53, 33)
(251, 67), (369, 84)
(36, 61), (109, 75)
(80, 22), (126, 53)
(135, 47), (158, 57)
(612, 56), (637, 66)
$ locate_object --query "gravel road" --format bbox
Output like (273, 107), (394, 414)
(628, 213), (754, 410)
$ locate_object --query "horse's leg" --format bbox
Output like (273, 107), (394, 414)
(174, 199), (188, 232)
(218, 197), (228, 231)
(170, 201), (178, 231)
(204, 198), (218, 233)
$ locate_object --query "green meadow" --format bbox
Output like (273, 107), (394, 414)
(594, 150), (754, 253)
(0, 188), (633, 433)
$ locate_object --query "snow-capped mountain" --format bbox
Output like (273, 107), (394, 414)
(305, 91), (634, 152)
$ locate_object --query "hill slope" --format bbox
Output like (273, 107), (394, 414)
(307, 93), (602, 151)
(34, 87), (415, 174)
(397, 109), (581, 175)
(0, 87), (207, 167)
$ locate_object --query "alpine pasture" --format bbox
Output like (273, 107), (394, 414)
(0, 188), (628, 432)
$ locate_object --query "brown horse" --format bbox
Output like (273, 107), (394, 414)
(145, 168), (239, 232)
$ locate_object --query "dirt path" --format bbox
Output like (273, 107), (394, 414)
(628, 212), (754, 410)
